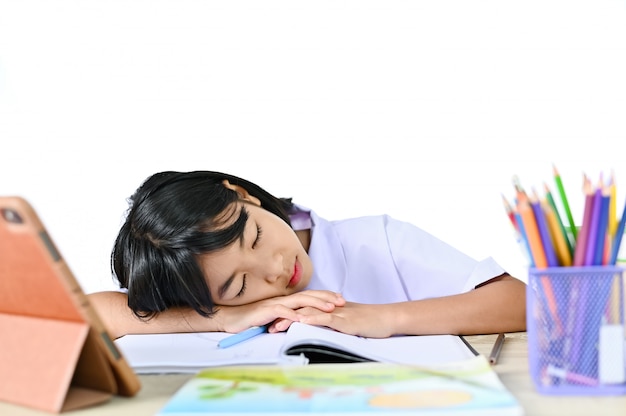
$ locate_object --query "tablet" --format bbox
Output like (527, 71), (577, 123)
(0, 196), (141, 413)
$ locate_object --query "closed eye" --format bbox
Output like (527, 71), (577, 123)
(236, 276), (247, 297)
(252, 224), (263, 249)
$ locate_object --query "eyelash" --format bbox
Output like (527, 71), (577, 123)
(252, 224), (263, 249)
(236, 225), (261, 298)
(236, 276), (247, 297)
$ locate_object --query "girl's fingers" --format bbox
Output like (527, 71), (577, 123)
(292, 290), (344, 304)
(261, 304), (300, 323)
(268, 318), (294, 333)
(278, 291), (345, 310)
(234, 292), (344, 333)
(279, 296), (334, 312)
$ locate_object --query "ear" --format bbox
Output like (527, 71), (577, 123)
(222, 180), (261, 206)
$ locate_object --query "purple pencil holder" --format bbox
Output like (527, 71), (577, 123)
(527, 266), (626, 395)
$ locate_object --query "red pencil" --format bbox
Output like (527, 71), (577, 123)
(502, 194), (520, 233)
(573, 175), (594, 267)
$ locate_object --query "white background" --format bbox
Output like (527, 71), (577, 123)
(1, 0), (625, 293)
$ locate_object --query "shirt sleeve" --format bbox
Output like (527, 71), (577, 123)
(383, 215), (507, 299)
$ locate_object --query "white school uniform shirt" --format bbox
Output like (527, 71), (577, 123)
(290, 205), (506, 304)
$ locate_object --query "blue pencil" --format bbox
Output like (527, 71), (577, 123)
(515, 211), (534, 267)
(609, 196), (626, 265)
(593, 186), (611, 265)
(530, 190), (559, 267)
(217, 325), (268, 349)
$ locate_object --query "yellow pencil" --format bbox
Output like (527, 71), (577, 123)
(543, 196), (572, 267)
(609, 171), (617, 237)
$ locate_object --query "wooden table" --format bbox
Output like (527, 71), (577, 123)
(2, 332), (626, 415)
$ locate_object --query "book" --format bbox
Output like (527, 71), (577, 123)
(157, 356), (524, 415)
(115, 322), (477, 374)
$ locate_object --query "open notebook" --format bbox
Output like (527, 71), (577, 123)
(115, 322), (477, 374)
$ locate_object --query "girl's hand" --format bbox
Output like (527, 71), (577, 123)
(298, 275), (527, 337)
(216, 290), (345, 333)
(297, 302), (395, 338)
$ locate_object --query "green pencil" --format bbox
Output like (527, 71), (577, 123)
(544, 182), (574, 257)
(553, 164), (577, 241)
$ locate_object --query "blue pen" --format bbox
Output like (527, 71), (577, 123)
(217, 325), (268, 349)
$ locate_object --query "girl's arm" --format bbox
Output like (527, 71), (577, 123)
(297, 274), (526, 338)
(88, 290), (345, 339)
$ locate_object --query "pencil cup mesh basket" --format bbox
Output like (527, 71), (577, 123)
(527, 266), (626, 395)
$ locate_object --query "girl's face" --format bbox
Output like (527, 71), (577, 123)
(199, 201), (313, 306)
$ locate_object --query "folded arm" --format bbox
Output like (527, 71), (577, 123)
(297, 274), (527, 338)
(88, 290), (345, 339)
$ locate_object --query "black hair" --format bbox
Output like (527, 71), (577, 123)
(111, 171), (293, 319)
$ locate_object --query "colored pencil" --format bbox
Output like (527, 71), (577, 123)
(510, 178), (535, 266)
(602, 230), (611, 266)
(512, 174), (524, 195)
(544, 182), (574, 258)
(593, 184), (611, 265)
(553, 164), (577, 241)
(217, 325), (268, 348)
(501, 194), (520, 233)
(531, 189), (559, 267)
(516, 181), (561, 334)
(609, 194), (626, 265)
(516, 191), (548, 268)
(606, 173), (617, 264)
(609, 171), (617, 237)
(514, 210), (534, 267)
(573, 175), (594, 267)
(543, 195), (572, 267)
(502, 193), (535, 266)
(583, 177), (603, 266)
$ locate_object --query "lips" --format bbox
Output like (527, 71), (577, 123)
(287, 258), (302, 288)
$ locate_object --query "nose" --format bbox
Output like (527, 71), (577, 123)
(260, 252), (283, 283)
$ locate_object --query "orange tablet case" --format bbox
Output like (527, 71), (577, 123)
(0, 196), (140, 413)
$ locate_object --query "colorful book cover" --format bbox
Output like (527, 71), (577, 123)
(158, 356), (523, 415)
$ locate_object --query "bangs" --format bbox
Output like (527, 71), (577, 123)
(190, 203), (249, 254)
